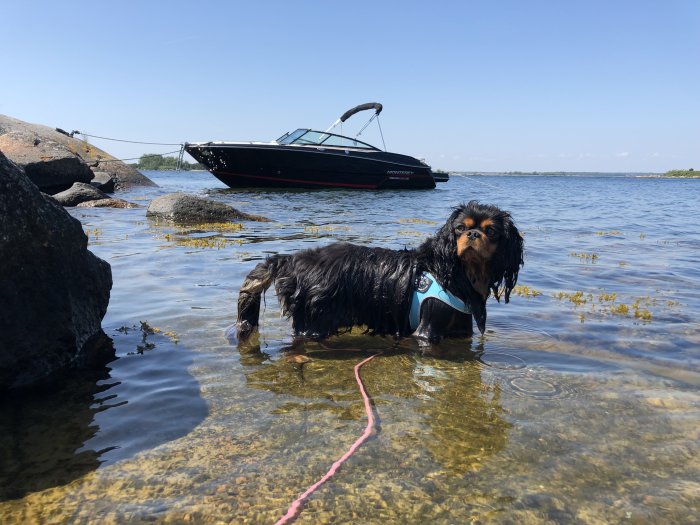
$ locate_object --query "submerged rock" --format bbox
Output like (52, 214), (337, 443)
(0, 151), (113, 389)
(146, 192), (270, 223)
(0, 114), (156, 192)
(76, 198), (140, 209)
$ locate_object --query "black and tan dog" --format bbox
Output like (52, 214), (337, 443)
(235, 201), (523, 343)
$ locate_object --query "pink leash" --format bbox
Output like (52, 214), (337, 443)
(274, 352), (381, 525)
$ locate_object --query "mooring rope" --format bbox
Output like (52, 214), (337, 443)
(67, 130), (185, 167)
(87, 149), (183, 165)
(274, 352), (382, 525)
(459, 175), (504, 190)
(72, 131), (182, 146)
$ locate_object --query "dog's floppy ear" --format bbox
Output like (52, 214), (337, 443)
(491, 211), (524, 303)
(430, 206), (464, 284)
(468, 290), (487, 335)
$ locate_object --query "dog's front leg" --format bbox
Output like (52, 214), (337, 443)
(413, 298), (474, 343)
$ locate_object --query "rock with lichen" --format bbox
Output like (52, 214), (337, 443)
(0, 114), (156, 192)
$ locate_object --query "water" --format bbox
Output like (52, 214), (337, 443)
(1, 171), (698, 524)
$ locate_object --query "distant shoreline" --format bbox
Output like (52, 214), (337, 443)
(449, 171), (698, 178)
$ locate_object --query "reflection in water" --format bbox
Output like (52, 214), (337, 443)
(0, 369), (106, 501)
(240, 334), (509, 474)
(413, 359), (509, 473)
(0, 325), (207, 501)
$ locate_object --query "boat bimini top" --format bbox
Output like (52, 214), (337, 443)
(276, 102), (386, 151)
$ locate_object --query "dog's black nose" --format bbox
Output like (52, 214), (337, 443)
(467, 230), (481, 240)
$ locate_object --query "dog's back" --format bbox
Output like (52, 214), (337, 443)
(236, 243), (417, 340)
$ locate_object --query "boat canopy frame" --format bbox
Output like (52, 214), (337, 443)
(276, 128), (381, 151)
(323, 102), (387, 151)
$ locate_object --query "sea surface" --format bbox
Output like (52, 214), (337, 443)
(1, 171), (698, 524)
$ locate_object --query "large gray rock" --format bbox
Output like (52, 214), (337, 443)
(0, 151), (113, 389)
(0, 114), (156, 192)
(52, 182), (109, 207)
(147, 193), (270, 223)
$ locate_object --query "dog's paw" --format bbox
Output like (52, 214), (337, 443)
(227, 321), (258, 344)
(224, 324), (239, 344)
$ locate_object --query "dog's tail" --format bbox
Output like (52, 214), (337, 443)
(236, 255), (287, 341)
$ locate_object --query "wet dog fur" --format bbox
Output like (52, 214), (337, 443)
(234, 201), (524, 344)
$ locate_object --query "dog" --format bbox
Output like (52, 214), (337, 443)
(234, 201), (523, 343)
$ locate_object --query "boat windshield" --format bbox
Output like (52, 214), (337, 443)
(276, 129), (379, 150)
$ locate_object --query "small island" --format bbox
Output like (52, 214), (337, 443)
(664, 168), (697, 178)
(131, 153), (205, 171)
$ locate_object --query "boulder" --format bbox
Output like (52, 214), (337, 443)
(89, 170), (115, 193)
(146, 193), (270, 223)
(90, 156), (156, 191)
(51, 182), (110, 207)
(0, 151), (113, 389)
(0, 114), (156, 192)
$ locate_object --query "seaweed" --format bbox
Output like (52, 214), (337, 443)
(552, 290), (665, 323)
(512, 285), (543, 298)
(569, 252), (599, 262)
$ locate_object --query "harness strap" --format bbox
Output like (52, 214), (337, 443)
(409, 272), (471, 331)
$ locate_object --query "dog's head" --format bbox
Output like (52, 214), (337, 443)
(435, 201), (524, 303)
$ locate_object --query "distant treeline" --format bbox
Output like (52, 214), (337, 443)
(664, 169), (696, 178)
(131, 153), (205, 171)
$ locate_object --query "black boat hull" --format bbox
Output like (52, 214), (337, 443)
(185, 143), (436, 189)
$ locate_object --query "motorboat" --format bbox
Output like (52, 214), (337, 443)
(185, 103), (446, 189)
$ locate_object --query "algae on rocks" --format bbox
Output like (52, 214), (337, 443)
(147, 193), (270, 224)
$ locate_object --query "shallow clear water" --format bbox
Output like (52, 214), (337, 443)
(1, 171), (699, 524)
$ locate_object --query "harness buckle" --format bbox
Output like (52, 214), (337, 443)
(416, 273), (432, 293)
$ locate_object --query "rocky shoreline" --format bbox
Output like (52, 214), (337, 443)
(0, 115), (267, 389)
(0, 115), (156, 194)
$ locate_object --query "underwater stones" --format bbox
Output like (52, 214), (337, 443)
(0, 151), (113, 389)
(147, 193), (270, 223)
(0, 113), (156, 192)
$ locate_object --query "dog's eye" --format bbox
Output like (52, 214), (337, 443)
(455, 224), (466, 233)
(484, 226), (495, 236)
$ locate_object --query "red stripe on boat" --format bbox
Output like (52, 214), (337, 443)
(214, 171), (380, 189)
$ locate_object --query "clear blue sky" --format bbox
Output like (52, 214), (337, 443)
(2, 1), (698, 172)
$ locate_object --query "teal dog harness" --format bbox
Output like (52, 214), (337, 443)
(409, 272), (471, 331)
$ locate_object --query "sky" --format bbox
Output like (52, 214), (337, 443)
(2, 0), (698, 173)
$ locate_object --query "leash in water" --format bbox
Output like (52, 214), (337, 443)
(274, 352), (382, 525)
